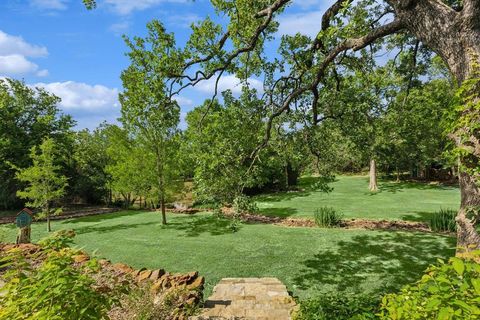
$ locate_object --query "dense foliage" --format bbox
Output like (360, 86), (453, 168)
(0, 231), (124, 320)
(380, 252), (480, 319)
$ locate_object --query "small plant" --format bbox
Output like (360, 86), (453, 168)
(294, 293), (380, 320)
(429, 208), (457, 232)
(380, 251), (480, 319)
(232, 195), (258, 214)
(314, 207), (344, 228)
(229, 218), (241, 233)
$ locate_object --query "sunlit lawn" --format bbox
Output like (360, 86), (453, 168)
(255, 176), (460, 222)
(0, 210), (455, 298)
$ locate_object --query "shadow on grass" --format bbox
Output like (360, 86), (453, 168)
(293, 232), (455, 295)
(61, 210), (142, 224)
(73, 221), (155, 235)
(255, 176), (336, 203)
(258, 208), (297, 218)
(377, 180), (457, 194)
(401, 211), (436, 223)
(166, 215), (236, 237)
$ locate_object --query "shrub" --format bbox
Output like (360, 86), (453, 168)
(0, 233), (125, 320)
(294, 293), (380, 320)
(380, 251), (480, 319)
(314, 207), (344, 228)
(232, 195), (258, 214)
(429, 208), (457, 232)
(110, 285), (199, 320)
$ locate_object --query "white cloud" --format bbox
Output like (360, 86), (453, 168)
(36, 69), (49, 77)
(277, 0), (337, 37)
(103, 0), (187, 15)
(0, 30), (48, 57)
(0, 30), (49, 77)
(30, 0), (68, 10)
(173, 95), (193, 107)
(194, 75), (264, 95)
(0, 54), (40, 75)
(166, 13), (201, 28)
(277, 10), (324, 38)
(34, 81), (120, 112)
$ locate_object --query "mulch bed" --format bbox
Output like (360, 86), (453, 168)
(221, 207), (444, 234)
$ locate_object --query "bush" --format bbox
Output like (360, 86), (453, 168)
(232, 195), (258, 214)
(110, 285), (199, 320)
(314, 207), (344, 228)
(0, 233), (125, 320)
(429, 208), (457, 232)
(294, 293), (380, 320)
(380, 251), (480, 319)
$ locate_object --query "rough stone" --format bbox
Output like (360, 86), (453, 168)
(191, 278), (296, 320)
(150, 268), (165, 281)
(73, 254), (89, 264)
(137, 269), (152, 282)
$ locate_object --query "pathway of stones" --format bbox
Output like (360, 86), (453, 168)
(191, 278), (296, 320)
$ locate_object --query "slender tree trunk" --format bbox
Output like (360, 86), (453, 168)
(46, 204), (51, 232)
(396, 166), (400, 182)
(160, 195), (167, 225)
(369, 158), (378, 192)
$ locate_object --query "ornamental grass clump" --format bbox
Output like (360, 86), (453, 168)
(314, 207), (344, 228)
(430, 208), (457, 233)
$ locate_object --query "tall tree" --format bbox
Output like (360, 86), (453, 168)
(14, 138), (68, 232)
(0, 79), (73, 209)
(120, 20), (181, 224)
(84, 0), (480, 251)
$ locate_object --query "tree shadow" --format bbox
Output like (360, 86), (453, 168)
(293, 231), (455, 295)
(72, 221), (156, 235)
(258, 208), (298, 218)
(254, 176), (336, 203)
(166, 215), (236, 237)
(401, 211), (436, 223)
(61, 210), (141, 224)
(378, 180), (458, 194)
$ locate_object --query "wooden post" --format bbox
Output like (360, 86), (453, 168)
(16, 226), (31, 244)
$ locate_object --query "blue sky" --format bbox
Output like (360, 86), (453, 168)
(0, 0), (334, 129)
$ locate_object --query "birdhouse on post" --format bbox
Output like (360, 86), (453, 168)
(16, 208), (33, 244)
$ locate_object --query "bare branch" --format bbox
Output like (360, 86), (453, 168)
(321, 0), (352, 30)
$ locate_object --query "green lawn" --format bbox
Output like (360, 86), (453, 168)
(255, 176), (460, 222)
(0, 211), (455, 298)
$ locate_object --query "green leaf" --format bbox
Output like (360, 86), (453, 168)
(451, 258), (465, 276)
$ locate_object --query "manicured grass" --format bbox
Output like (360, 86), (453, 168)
(255, 176), (460, 222)
(0, 210), (455, 298)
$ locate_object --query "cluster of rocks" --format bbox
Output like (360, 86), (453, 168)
(1, 243), (205, 319)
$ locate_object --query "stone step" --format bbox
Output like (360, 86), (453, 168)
(190, 278), (296, 320)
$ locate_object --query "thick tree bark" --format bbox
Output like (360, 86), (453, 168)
(457, 172), (480, 252)
(385, 0), (480, 253)
(369, 159), (378, 192)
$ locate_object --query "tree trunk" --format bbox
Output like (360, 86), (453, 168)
(457, 172), (480, 253)
(396, 166), (400, 182)
(369, 159), (378, 192)
(160, 195), (167, 225)
(46, 203), (52, 232)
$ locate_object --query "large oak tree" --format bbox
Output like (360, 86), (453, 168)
(84, 0), (480, 251)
